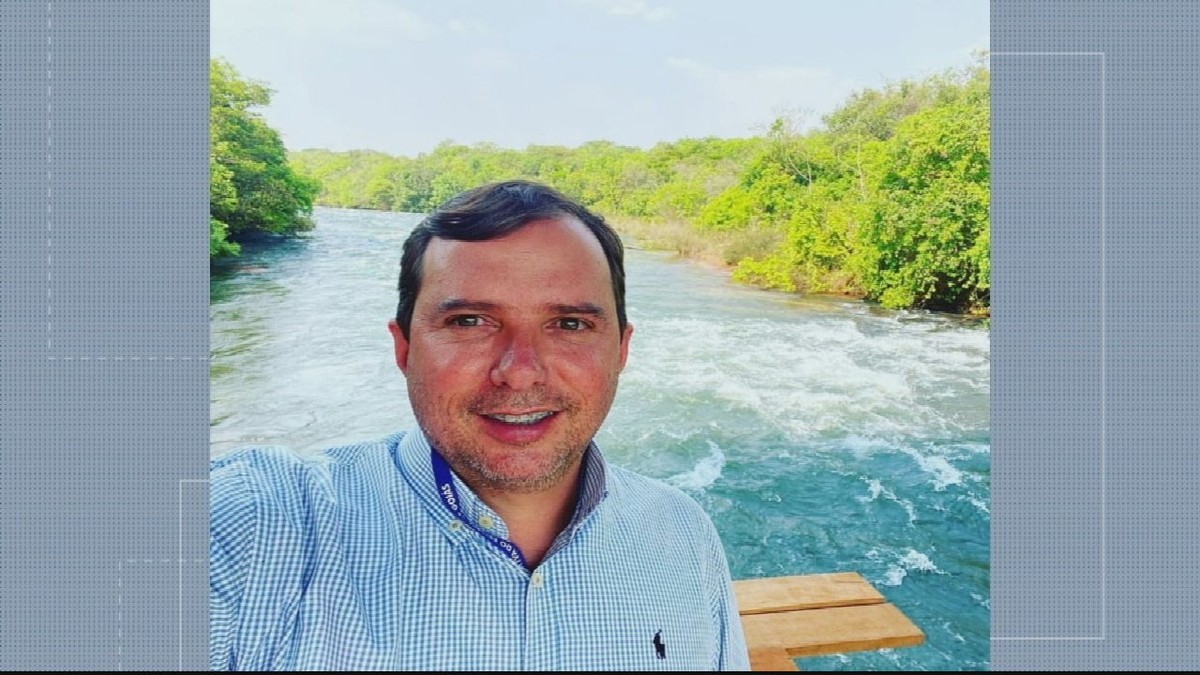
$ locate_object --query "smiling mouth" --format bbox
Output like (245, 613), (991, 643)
(483, 411), (556, 425)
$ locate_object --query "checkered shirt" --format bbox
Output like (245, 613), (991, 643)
(210, 429), (751, 670)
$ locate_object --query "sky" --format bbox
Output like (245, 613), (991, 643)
(211, 0), (988, 156)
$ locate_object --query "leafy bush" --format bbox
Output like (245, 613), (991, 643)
(209, 59), (319, 258)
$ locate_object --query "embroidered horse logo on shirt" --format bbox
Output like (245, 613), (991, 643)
(653, 630), (666, 659)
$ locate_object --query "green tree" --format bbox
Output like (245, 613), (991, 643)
(280, 59), (989, 315)
(210, 59), (319, 258)
(854, 69), (990, 312)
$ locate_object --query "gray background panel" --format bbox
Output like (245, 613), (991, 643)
(992, 53), (1105, 639)
(0, 0), (209, 670)
(993, 0), (1200, 669)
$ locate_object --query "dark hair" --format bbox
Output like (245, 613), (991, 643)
(396, 180), (627, 340)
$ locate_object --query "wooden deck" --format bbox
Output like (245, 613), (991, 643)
(732, 572), (925, 671)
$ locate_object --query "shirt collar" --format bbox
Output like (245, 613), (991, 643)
(569, 440), (608, 528)
(391, 427), (609, 547)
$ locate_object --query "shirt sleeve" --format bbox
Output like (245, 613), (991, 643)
(209, 453), (261, 671)
(705, 519), (752, 671)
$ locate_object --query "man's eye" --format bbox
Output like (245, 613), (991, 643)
(557, 318), (588, 331)
(449, 316), (482, 327)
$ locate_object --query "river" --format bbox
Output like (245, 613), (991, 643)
(211, 206), (990, 670)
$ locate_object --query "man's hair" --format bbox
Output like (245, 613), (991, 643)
(396, 179), (627, 340)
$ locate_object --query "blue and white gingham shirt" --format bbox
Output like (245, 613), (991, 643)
(210, 429), (751, 671)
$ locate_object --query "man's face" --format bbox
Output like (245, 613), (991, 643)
(389, 216), (633, 494)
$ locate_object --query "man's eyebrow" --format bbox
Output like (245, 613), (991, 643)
(433, 299), (503, 314)
(431, 299), (608, 318)
(551, 303), (607, 317)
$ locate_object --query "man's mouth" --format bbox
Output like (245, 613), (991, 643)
(483, 411), (556, 425)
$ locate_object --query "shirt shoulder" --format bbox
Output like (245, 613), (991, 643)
(210, 430), (411, 574)
(604, 463), (719, 531)
(599, 463), (732, 568)
(211, 431), (406, 509)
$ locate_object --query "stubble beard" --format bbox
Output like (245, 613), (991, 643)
(410, 384), (611, 494)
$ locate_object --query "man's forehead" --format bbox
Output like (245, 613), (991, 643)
(423, 216), (608, 267)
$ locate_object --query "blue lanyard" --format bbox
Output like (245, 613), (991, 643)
(430, 449), (529, 568)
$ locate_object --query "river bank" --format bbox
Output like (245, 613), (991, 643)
(608, 215), (990, 321)
(234, 205), (989, 322)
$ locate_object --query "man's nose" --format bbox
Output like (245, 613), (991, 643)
(490, 329), (547, 390)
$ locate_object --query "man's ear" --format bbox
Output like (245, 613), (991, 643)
(618, 322), (633, 370)
(387, 319), (410, 373)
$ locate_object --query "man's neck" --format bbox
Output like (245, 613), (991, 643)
(471, 467), (581, 569)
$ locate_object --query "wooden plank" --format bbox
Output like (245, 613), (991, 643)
(749, 649), (800, 671)
(740, 603), (925, 658)
(734, 572), (885, 615)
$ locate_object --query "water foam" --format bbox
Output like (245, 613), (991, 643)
(880, 548), (942, 586)
(624, 308), (988, 449)
(857, 476), (918, 525)
(899, 447), (967, 491)
(665, 440), (726, 491)
(966, 496), (990, 514)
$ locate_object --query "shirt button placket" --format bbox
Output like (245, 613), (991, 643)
(524, 568), (555, 669)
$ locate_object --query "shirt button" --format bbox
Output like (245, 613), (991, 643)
(531, 571), (545, 588)
(448, 520), (463, 532)
(477, 514), (494, 530)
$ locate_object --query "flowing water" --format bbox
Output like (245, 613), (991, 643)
(211, 206), (990, 670)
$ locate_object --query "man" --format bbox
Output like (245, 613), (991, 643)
(210, 180), (751, 670)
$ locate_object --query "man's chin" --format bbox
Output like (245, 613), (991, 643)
(459, 445), (580, 494)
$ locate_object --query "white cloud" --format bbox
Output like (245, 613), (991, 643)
(666, 56), (860, 134)
(463, 47), (519, 74)
(447, 18), (489, 36)
(215, 0), (433, 45)
(575, 0), (673, 22)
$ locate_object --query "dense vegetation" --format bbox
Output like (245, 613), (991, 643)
(287, 60), (990, 314)
(209, 59), (318, 257)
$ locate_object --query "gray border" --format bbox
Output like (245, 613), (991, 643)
(1, 1), (209, 669)
(992, 50), (1107, 642)
(993, 0), (1200, 668)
